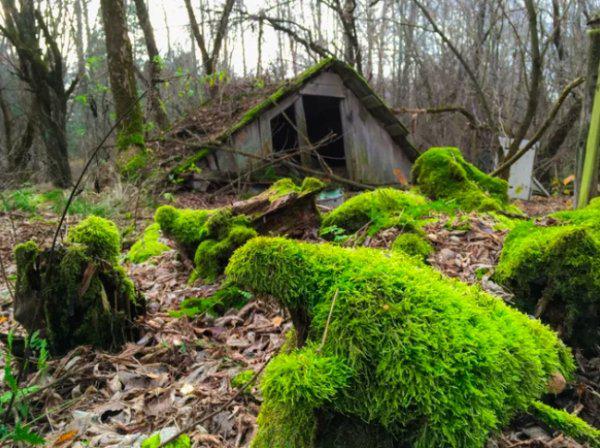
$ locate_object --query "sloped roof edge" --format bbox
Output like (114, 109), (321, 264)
(219, 57), (420, 162)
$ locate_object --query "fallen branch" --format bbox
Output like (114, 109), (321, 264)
(491, 76), (584, 177)
(393, 105), (485, 130)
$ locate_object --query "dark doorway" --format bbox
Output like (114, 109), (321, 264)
(302, 95), (346, 171)
(270, 104), (299, 162)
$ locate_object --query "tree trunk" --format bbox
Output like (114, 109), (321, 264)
(100, 0), (145, 150)
(133, 0), (168, 129)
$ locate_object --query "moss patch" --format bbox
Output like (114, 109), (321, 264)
(169, 285), (252, 318)
(67, 216), (121, 263)
(155, 205), (214, 258)
(126, 223), (170, 264)
(493, 221), (600, 354)
(412, 147), (520, 214)
(530, 401), (600, 446)
(227, 237), (573, 448)
(391, 232), (433, 262)
(320, 188), (430, 237)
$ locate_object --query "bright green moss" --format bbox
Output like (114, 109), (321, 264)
(141, 433), (191, 448)
(227, 237), (574, 448)
(265, 177), (325, 203)
(67, 216), (121, 263)
(170, 285), (252, 318)
(530, 401), (600, 446)
(126, 223), (170, 264)
(154, 205), (213, 258)
(391, 232), (433, 261)
(412, 147), (520, 213)
(493, 221), (600, 354)
(231, 369), (255, 389)
(119, 149), (149, 182)
(193, 223), (257, 282)
(320, 188), (429, 236)
(551, 199), (600, 234)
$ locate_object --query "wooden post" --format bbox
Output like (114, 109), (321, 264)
(576, 15), (600, 207)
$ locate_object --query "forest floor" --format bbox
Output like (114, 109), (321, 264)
(0, 192), (598, 447)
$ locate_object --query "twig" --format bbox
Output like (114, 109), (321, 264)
(157, 349), (279, 447)
(51, 88), (149, 252)
(0, 250), (14, 303)
(318, 289), (339, 353)
(491, 76), (584, 177)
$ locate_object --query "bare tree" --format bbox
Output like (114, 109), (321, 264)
(133, 0), (169, 129)
(184, 0), (236, 78)
(100, 0), (145, 149)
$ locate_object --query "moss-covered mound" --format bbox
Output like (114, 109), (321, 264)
(320, 188), (429, 237)
(412, 147), (518, 213)
(14, 218), (144, 355)
(494, 221), (600, 354)
(551, 197), (600, 233)
(226, 237), (574, 448)
(154, 205), (213, 258)
(68, 215), (121, 263)
(155, 206), (256, 282)
(391, 232), (433, 262)
(126, 223), (170, 264)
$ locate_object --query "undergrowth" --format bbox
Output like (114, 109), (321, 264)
(227, 237), (574, 448)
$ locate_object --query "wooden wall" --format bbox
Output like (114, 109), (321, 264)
(222, 70), (413, 186)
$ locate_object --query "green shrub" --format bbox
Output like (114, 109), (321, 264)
(126, 223), (170, 264)
(530, 401), (600, 446)
(411, 147), (519, 213)
(320, 188), (429, 236)
(391, 232), (433, 261)
(493, 221), (600, 354)
(226, 237), (574, 448)
(67, 216), (121, 263)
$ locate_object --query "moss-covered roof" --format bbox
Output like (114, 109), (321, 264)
(169, 58), (418, 174)
(221, 57), (418, 161)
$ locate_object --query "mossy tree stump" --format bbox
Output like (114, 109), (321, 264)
(14, 217), (144, 355)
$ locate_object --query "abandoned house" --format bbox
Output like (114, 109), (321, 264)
(173, 58), (419, 186)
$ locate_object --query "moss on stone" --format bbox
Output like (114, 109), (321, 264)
(227, 237), (573, 448)
(530, 401), (600, 446)
(493, 221), (600, 354)
(126, 223), (170, 264)
(551, 198), (600, 234)
(412, 147), (520, 213)
(67, 216), (121, 263)
(320, 188), (429, 237)
(391, 232), (433, 262)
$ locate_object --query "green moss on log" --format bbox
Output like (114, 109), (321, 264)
(226, 237), (573, 448)
(530, 401), (600, 446)
(126, 223), (170, 264)
(67, 216), (121, 263)
(412, 147), (519, 213)
(493, 221), (600, 354)
(154, 205), (213, 258)
(320, 188), (429, 236)
(391, 232), (433, 262)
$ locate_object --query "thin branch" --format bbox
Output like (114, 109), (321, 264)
(491, 76), (584, 177)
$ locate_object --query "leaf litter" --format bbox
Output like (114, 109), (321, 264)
(0, 194), (598, 448)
